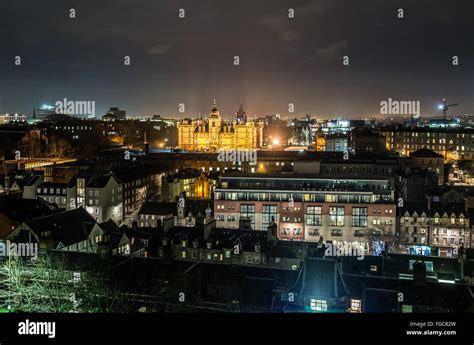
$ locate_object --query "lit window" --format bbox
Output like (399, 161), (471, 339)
(329, 207), (344, 226)
(350, 299), (361, 312)
(310, 299), (327, 312)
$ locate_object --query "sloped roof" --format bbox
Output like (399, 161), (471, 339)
(294, 257), (348, 298)
(398, 201), (466, 217)
(441, 185), (474, 198)
(0, 198), (60, 222)
(24, 207), (98, 247)
(24, 175), (42, 187)
(87, 174), (120, 188)
(138, 199), (212, 217)
(410, 148), (443, 158)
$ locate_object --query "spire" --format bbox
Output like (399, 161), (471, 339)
(210, 100), (219, 118)
(236, 103), (246, 123)
(211, 99), (218, 112)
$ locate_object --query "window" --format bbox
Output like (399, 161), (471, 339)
(350, 299), (361, 312)
(240, 204), (255, 229)
(262, 205), (278, 230)
(329, 207), (344, 226)
(310, 299), (327, 312)
(352, 207), (368, 227)
(307, 206), (322, 226)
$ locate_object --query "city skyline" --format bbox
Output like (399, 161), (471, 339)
(0, 0), (473, 118)
(1, 1), (473, 341)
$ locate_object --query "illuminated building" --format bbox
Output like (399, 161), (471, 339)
(33, 104), (56, 121)
(177, 101), (263, 151)
(409, 148), (445, 185)
(315, 131), (326, 151)
(102, 107), (126, 121)
(162, 169), (216, 201)
(76, 174), (123, 223)
(325, 133), (348, 152)
(398, 202), (470, 257)
(381, 125), (474, 160)
(214, 173), (396, 250)
(0, 113), (27, 124)
(115, 167), (163, 217)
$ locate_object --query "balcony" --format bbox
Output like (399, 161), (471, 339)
(354, 230), (366, 237)
(331, 229), (343, 236)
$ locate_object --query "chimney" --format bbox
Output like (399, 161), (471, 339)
(203, 218), (216, 241)
(255, 242), (261, 253)
(196, 212), (204, 226)
(413, 260), (427, 286)
(266, 222), (278, 245)
(205, 206), (212, 219)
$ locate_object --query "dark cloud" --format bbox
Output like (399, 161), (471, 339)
(0, 0), (472, 118)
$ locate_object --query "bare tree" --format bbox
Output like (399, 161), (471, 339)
(0, 255), (128, 312)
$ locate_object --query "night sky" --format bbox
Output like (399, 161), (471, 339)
(0, 0), (473, 118)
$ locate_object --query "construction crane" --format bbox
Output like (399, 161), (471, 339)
(438, 98), (459, 120)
